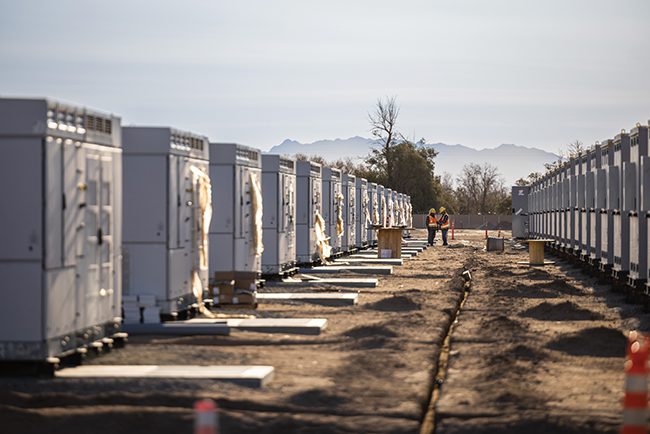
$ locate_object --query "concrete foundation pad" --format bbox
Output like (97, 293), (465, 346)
(122, 322), (230, 336)
(257, 292), (358, 306)
(56, 365), (274, 387)
(333, 258), (403, 266)
(269, 278), (378, 288)
(186, 318), (328, 335)
(349, 254), (412, 260)
(364, 250), (417, 257)
(299, 265), (393, 275)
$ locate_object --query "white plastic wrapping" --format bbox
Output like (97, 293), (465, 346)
(314, 210), (332, 261)
(190, 165), (212, 270)
(372, 192), (380, 226)
(335, 191), (345, 237)
(250, 171), (264, 256)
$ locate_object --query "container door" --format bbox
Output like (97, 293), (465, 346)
(98, 153), (115, 323)
(278, 173), (286, 233)
(63, 142), (86, 266)
(78, 151), (101, 328)
(179, 157), (193, 250)
(168, 155), (179, 249)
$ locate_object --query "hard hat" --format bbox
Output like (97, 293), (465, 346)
(429, 208), (436, 214)
(439, 207), (446, 213)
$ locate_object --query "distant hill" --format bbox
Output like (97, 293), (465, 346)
(267, 137), (559, 186)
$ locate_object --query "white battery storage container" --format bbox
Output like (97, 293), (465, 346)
(0, 98), (122, 361)
(368, 182), (380, 245)
(296, 160), (326, 264)
(122, 127), (211, 319)
(570, 157), (581, 255)
(512, 186), (530, 239)
(209, 143), (263, 277)
(550, 172), (559, 244)
(377, 184), (386, 229)
(341, 173), (357, 252)
(612, 132), (631, 278)
(599, 140), (616, 270)
(355, 178), (370, 248)
(560, 163), (570, 249)
(322, 167), (344, 255)
(385, 188), (394, 227)
(261, 154), (297, 276)
(588, 144), (602, 262)
(393, 190), (401, 227)
(628, 125), (648, 286)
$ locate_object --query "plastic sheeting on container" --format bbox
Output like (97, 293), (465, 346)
(336, 191), (345, 237)
(250, 171), (264, 256)
(381, 194), (388, 227)
(372, 192), (380, 225)
(190, 165), (212, 271)
(314, 210), (332, 261)
(190, 165), (214, 318)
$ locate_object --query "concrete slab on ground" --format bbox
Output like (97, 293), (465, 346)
(364, 250), (417, 257)
(349, 254), (412, 260)
(56, 365), (274, 387)
(268, 277), (378, 288)
(333, 258), (403, 266)
(256, 292), (358, 306)
(299, 265), (393, 275)
(186, 318), (328, 335)
(122, 322), (230, 336)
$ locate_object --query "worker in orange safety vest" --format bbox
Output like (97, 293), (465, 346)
(438, 207), (450, 246)
(426, 208), (438, 246)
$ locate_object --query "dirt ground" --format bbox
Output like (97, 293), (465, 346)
(0, 229), (644, 434)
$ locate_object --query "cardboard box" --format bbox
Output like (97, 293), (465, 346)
(232, 290), (257, 305)
(215, 289), (258, 308)
(212, 271), (258, 290)
(212, 283), (234, 297)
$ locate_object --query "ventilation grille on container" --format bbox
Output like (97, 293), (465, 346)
(85, 115), (112, 134)
(236, 148), (259, 162)
(279, 158), (294, 170)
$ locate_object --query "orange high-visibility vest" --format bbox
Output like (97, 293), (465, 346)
(427, 215), (437, 227)
(439, 214), (450, 229)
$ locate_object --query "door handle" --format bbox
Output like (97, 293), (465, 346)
(97, 228), (103, 245)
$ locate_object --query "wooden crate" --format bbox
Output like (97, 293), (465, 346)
(377, 228), (403, 259)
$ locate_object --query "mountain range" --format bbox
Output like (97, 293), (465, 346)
(267, 136), (559, 186)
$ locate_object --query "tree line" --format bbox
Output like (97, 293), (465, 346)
(295, 96), (511, 215)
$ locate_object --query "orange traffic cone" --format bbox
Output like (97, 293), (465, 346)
(195, 399), (219, 434)
(621, 331), (648, 434)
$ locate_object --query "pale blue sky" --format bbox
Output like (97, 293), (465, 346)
(1, 0), (649, 151)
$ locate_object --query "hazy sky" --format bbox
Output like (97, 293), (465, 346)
(1, 1), (649, 152)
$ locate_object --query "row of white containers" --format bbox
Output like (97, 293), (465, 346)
(525, 121), (649, 291)
(0, 98), (412, 361)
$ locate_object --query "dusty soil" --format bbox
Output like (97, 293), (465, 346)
(0, 230), (644, 434)
(436, 242), (650, 434)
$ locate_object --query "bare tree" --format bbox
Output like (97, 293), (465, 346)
(455, 163), (507, 214)
(367, 96), (400, 184)
(294, 153), (326, 165)
(566, 140), (585, 158)
(515, 171), (542, 186)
